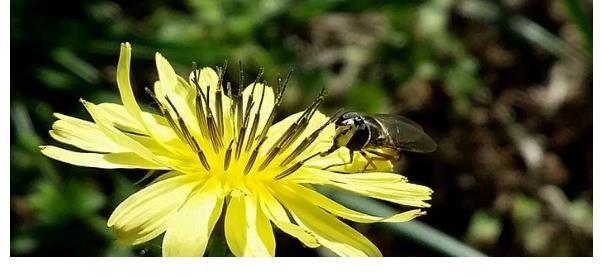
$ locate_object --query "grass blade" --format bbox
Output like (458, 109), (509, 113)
(330, 191), (486, 257)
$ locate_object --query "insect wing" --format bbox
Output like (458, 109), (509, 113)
(369, 114), (437, 153)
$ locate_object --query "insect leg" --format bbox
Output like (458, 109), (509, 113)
(365, 149), (399, 161)
(360, 151), (378, 172)
(322, 148), (354, 170)
(360, 149), (398, 172)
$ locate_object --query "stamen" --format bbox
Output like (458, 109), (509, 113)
(191, 69), (210, 139)
(281, 88), (328, 148)
(259, 88), (328, 171)
(254, 70), (292, 144)
(226, 82), (237, 138)
(244, 136), (267, 175)
(217, 60), (228, 89)
(239, 70), (265, 154)
(235, 63), (245, 134)
(215, 87), (224, 137)
(215, 63), (227, 137)
(280, 109), (343, 166)
(275, 151), (323, 180)
(190, 74), (222, 152)
(194, 93), (210, 138)
(223, 139), (234, 171)
(258, 146), (281, 171)
(113, 123), (148, 137)
(161, 94), (211, 171)
(238, 61), (244, 100)
(245, 80), (266, 152)
(235, 96), (254, 159)
(165, 97), (194, 146)
(196, 145), (211, 170)
(145, 88), (186, 143)
(230, 81), (244, 141)
(226, 81), (233, 97)
(202, 85), (223, 152)
(275, 162), (303, 180)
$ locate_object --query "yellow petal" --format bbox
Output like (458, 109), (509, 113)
(305, 148), (394, 172)
(263, 111), (333, 160)
(96, 103), (148, 135)
(291, 168), (432, 208)
(189, 67), (219, 100)
(117, 44), (188, 154)
(82, 101), (162, 165)
(272, 184), (381, 257)
(256, 184), (320, 248)
(162, 179), (224, 257)
(50, 113), (126, 153)
(117, 42), (147, 128)
(265, 109), (393, 172)
(225, 193), (275, 257)
(97, 103), (192, 156)
(240, 82), (275, 140)
(187, 67), (235, 144)
(282, 183), (425, 223)
(94, 104), (196, 167)
(40, 146), (168, 169)
(108, 173), (202, 245)
(155, 54), (203, 142)
(154, 53), (178, 101)
(188, 68), (220, 113)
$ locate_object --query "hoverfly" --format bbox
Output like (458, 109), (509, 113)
(320, 111), (437, 172)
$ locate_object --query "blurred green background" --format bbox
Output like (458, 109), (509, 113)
(10, 0), (592, 256)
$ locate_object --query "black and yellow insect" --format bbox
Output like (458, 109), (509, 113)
(321, 111), (437, 171)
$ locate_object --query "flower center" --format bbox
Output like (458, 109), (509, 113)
(148, 66), (341, 186)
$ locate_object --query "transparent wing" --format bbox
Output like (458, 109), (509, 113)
(367, 114), (437, 153)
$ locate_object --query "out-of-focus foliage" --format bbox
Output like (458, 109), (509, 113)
(11, 0), (592, 256)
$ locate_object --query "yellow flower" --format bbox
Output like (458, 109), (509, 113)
(41, 42), (433, 257)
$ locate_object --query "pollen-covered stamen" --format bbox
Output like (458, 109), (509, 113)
(280, 109), (344, 167)
(238, 70), (264, 151)
(191, 69), (210, 139)
(147, 87), (210, 170)
(258, 88), (328, 171)
(243, 72), (292, 171)
(253, 70), (292, 145)
(235, 96), (255, 160)
(229, 81), (244, 140)
(215, 85), (224, 137)
(215, 65), (227, 137)
(236, 63), (246, 134)
(277, 88), (328, 150)
(223, 139), (234, 171)
(245, 80), (266, 152)
(244, 136), (267, 175)
(194, 93), (210, 139)
(113, 124), (148, 137)
(164, 96), (211, 170)
(144, 88), (186, 143)
(274, 162), (303, 180)
(190, 69), (222, 150)
(201, 85), (223, 153)
(275, 151), (323, 180)
(238, 61), (245, 99)
(257, 147), (281, 171)
(164, 97), (195, 147)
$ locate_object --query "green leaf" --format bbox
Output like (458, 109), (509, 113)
(561, 0), (592, 55)
(345, 83), (388, 114)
